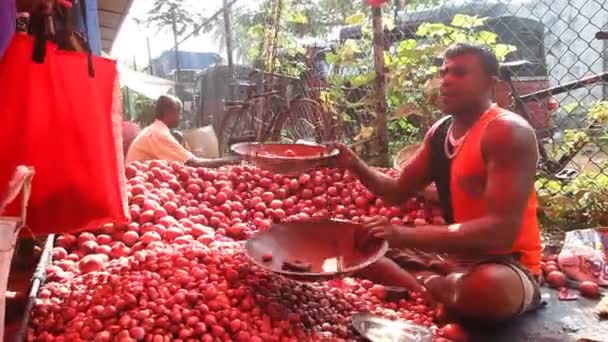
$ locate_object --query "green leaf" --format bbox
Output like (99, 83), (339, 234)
(397, 49), (424, 62)
(451, 14), (485, 29)
(493, 44), (517, 61)
(416, 23), (450, 37)
(286, 11), (308, 24)
(345, 12), (366, 26)
(384, 51), (393, 66)
(563, 102), (580, 113)
(397, 39), (417, 51)
(383, 16), (396, 31)
(451, 32), (468, 43)
(325, 52), (339, 64)
(361, 25), (373, 38)
(589, 100), (608, 123)
(247, 24), (265, 38)
(477, 30), (497, 44)
(351, 73), (376, 87)
(339, 39), (362, 61)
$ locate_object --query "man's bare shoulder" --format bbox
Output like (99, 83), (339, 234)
(482, 111), (538, 161)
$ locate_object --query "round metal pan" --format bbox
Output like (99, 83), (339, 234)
(231, 142), (339, 175)
(351, 313), (433, 342)
(244, 219), (388, 282)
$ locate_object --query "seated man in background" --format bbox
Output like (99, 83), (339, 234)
(334, 42), (543, 323)
(127, 95), (239, 168)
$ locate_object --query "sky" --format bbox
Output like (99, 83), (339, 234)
(111, 0), (263, 69)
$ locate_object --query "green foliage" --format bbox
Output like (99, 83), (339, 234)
(132, 93), (157, 127)
(324, 13), (517, 147)
(535, 99), (608, 229)
(388, 117), (421, 156)
(121, 88), (132, 121)
(589, 101), (608, 123)
(563, 129), (590, 154)
(145, 0), (201, 36)
(228, 0), (311, 76)
(563, 101), (581, 113)
(537, 170), (608, 228)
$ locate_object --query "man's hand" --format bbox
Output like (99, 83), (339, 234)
(327, 142), (359, 170)
(186, 155), (242, 168)
(356, 216), (403, 249)
(218, 155), (242, 165)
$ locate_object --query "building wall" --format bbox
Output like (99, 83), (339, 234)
(152, 51), (222, 79)
(515, 0), (606, 103)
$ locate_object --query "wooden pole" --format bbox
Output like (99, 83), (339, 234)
(222, 0), (234, 70)
(171, 7), (181, 89)
(371, 6), (389, 165)
(223, 0), (234, 100)
(146, 36), (154, 75)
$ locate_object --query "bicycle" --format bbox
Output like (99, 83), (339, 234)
(217, 70), (331, 156)
(500, 34), (608, 180)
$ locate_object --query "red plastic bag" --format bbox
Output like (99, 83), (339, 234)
(0, 34), (128, 235)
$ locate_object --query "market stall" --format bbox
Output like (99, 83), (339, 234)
(117, 63), (175, 100)
(2, 1), (608, 341)
(13, 159), (608, 342)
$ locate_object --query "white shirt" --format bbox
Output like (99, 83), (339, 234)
(126, 120), (195, 164)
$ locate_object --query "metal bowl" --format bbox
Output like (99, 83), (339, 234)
(351, 313), (433, 342)
(231, 142), (338, 175)
(244, 219), (388, 282)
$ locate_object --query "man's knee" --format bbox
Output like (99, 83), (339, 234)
(450, 263), (525, 322)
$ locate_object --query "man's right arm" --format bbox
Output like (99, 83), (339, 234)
(185, 156), (241, 168)
(349, 136), (433, 205)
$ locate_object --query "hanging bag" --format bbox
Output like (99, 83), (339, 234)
(0, 0), (127, 235)
(0, 166), (34, 342)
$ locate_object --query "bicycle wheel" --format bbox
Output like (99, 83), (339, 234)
(251, 95), (283, 142)
(276, 98), (331, 143)
(217, 107), (256, 156)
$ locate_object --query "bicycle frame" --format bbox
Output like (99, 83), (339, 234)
(218, 68), (331, 154)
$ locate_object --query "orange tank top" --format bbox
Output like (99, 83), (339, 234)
(450, 105), (542, 275)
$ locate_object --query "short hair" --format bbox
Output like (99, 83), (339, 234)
(443, 42), (499, 77)
(155, 95), (182, 119)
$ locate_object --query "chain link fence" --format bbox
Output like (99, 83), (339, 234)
(312, 0), (607, 229)
(193, 0), (607, 227)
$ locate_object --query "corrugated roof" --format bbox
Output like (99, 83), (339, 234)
(98, 0), (134, 51)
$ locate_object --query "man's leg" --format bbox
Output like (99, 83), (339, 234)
(356, 257), (426, 293)
(425, 263), (529, 322)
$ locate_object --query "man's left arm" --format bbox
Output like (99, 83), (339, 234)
(389, 116), (539, 253)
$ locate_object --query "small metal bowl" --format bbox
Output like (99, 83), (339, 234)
(244, 219), (388, 282)
(231, 142), (338, 175)
(351, 313), (433, 342)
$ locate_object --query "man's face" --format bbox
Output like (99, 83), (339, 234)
(164, 102), (181, 129)
(439, 53), (495, 115)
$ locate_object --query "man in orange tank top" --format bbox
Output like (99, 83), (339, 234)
(333, 42), (544, 323)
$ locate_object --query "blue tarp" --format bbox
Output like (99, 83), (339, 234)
(76, 0), (102, 55)
(0, 0), (16, 59)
